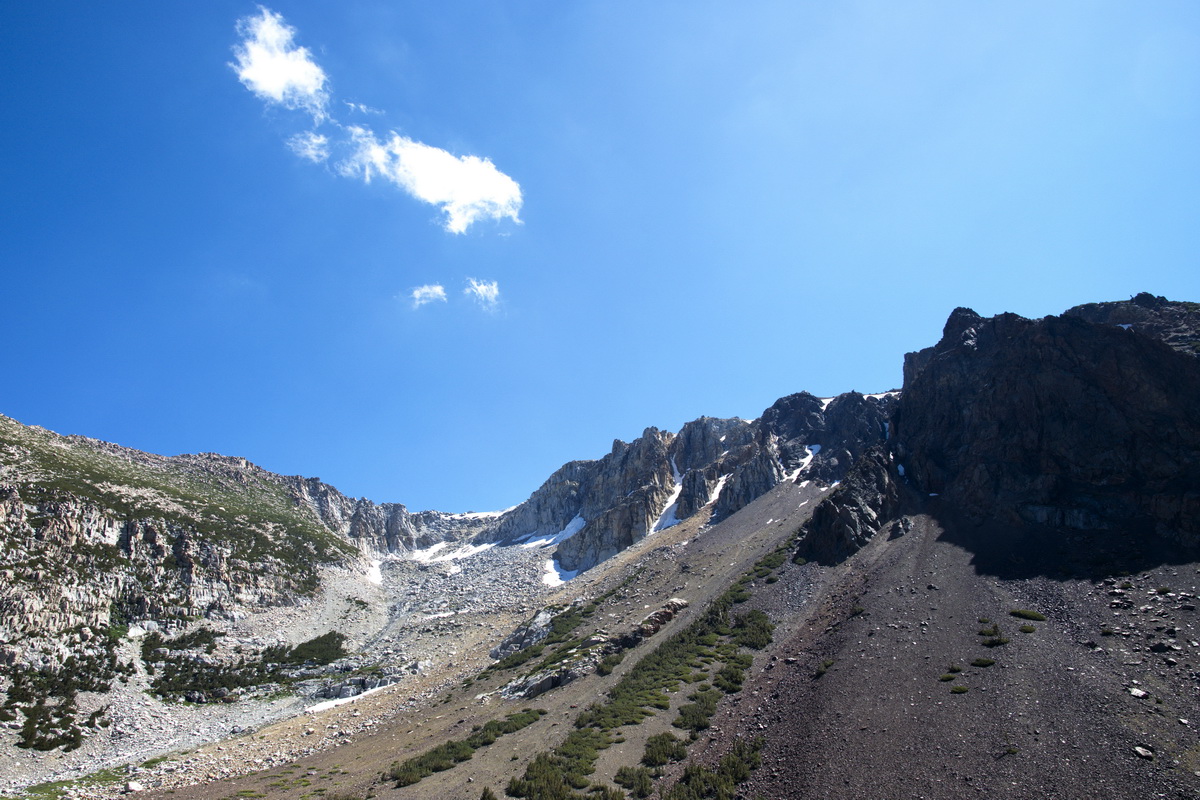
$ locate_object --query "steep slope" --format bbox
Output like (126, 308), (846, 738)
(683, 295), (1200, 798)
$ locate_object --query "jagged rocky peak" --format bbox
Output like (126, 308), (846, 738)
(1063, 292), (1200, 357)
(285, 476), (485, 556)
(533, 391), (896, 574)
(798, 294), (1200, 567)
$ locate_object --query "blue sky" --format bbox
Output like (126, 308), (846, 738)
(3, 2), (1198, 512)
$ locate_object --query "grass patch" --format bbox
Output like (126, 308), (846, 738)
(1009, 609), (1046, 622)
(971, 658), (995, 668)
(950, 685), (969, 694)
(1018, 624), (1036, 634)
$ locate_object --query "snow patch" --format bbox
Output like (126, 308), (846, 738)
(447, 508), (509, 520)
(1118, 323), (1133, 330)
(820, 397), (834, 410)
(897, 464), (905, 477)
(542, 558), (580, 586)
(366, 560), (382, 586)
(651, 457), (684, 533)
(865, 390), (902, 400)
(411, 541), (496, 563)
(708, 473), (730, 506)
(519, 514), (586, 549)
(784, 444), (821, 481)
(305, 682), (393, 714)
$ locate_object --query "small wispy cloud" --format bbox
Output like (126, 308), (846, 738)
(232, 8), (328, 120)
(287, 131), (329, 162)
(344, 101), (383, 115)
(410, 284), (448, 308)
(340, 128), (523, 234)
(464, 278), (501, 310)
(231, 8), (522, 234)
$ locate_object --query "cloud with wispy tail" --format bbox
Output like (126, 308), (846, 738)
(464, 278), (501, 311)
(231, 8), (522, 234)
(340, 128), (522, 234)
(410, 284), (448, 308)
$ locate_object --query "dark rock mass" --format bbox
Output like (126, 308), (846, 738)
(894, 304), (1200, 546)
(800, 294), (1200, 564)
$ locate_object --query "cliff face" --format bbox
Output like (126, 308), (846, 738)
(530, 391), (895, 573)
(800, 295), (1200, 564)
(895, 301), (1200, 544)
(286, 476), (491, 555)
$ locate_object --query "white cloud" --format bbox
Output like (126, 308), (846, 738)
(410, 284), (448, 308)
(344, 101), (383, 115)
(231, 9), (522, 234)
(340, 127), (522, 234)
(464, 278), (500, 310)
(232, 8), (328, 119)
(287, 131), (329, 162)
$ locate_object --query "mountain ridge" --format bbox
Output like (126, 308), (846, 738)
(2, 292), (1197, 799)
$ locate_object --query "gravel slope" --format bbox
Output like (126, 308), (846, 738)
(684, 497), (1200, 800)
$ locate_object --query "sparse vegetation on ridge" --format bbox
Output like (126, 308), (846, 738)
(661, 737), (763, 800)
(142, 630), (348, 702)
(384, 709), (547, 787)
(502, 553), (780, 799)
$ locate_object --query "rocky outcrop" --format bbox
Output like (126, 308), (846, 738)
(489, 608), (555, 661)
(797, 295), (1200, 567)
(550, 429), (678, 572)
(893, 306), (1200, 546)
(796, 447), (900, 564)
(1063, 293), (1200, 357)
(518, 392), (895, 574)
(250, 471), (488, 557)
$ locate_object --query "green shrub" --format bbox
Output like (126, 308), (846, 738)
(385, 709), (546, 787)
(643, 732), (688, 767)
(1018, 624), (1036, 634)
(662, 737), (762, 800)
(971, 658), (995, 668)
(597, 652), (625, 676)
(950, 686), (968, 694)
(730, 610), (774, 650)
(615, 766), (654, 797)
(1009, 610), (1046, 622)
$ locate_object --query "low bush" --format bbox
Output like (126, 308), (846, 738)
(615, 766), (655, 798)
(643, 732), (688, 767)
